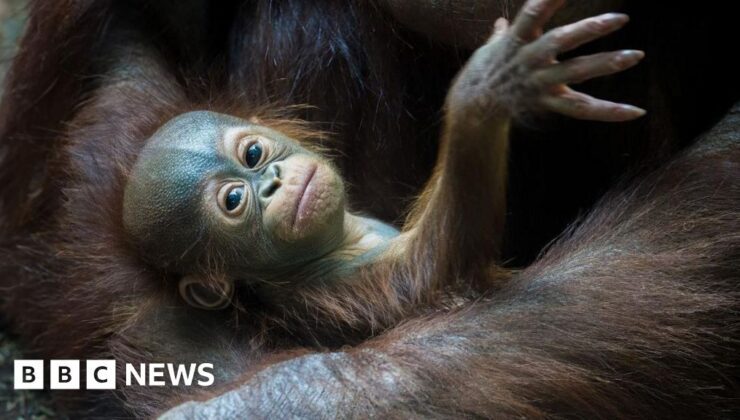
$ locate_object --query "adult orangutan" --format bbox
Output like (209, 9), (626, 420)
(0, 0), (738, 418)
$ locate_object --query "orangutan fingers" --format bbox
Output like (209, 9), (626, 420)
(534, 50), (644, 86)
(522, 13), (630, 65)
(510, 0), (566, 42)
(540, 88), (646, 122)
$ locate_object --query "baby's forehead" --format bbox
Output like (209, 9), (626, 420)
(135, 112), (311, 180)
(149, 113), (226, 148)
(139, 115), (241, 168)
(129, 127), (226, 203)
(146, 112), (284, 151)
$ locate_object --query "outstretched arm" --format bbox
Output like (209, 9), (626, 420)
(399, 0), (645, 292)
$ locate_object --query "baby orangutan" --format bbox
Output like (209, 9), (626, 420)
(123, 0), (645, 337)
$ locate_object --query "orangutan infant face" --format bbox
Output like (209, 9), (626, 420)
(123, 111), (346, 276)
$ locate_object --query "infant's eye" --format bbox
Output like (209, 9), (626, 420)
(245, 143), (263, 168)
(218, 182), (248, 216)
(225, 186), (244, 212)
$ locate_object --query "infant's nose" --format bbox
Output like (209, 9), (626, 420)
(258, 162), (282, 202)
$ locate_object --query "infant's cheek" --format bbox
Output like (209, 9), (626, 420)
(296, 169), (344, 233)
(266, 167), (343, 243)
(264, 194), (293, 241)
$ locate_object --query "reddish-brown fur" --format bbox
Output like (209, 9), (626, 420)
(1, 0), (738, 417)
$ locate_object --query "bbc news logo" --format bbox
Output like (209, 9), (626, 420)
(14, 360), (214, 390)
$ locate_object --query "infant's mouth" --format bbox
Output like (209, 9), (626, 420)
(291, 163), (318, 231)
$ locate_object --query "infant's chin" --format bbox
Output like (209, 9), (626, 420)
(267, 159), (345, 245)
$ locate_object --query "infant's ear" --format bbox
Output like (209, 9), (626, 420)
(178, 274), (234, 310)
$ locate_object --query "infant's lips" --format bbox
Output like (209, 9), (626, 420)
(291, 163), (318, 231)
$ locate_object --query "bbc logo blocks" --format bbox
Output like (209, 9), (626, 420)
(50, 360), (80, 389)
(13, 360), (44, 390)
(15, 360), (116, 390)
(14, 360), (214, 389)
(87, 360), (117, 389)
